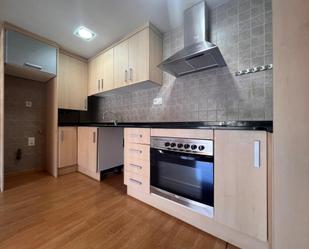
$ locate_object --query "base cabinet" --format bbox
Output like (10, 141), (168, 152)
(58, 127), (77, 168)
(77, 127), (100, 181)
(124, 128), (150, 193)
(214, 130), (268, 242)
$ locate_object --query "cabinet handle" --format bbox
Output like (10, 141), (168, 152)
(129, 68), (133, 81)
(101, 79), (104, 90)
(98, 80), (100, 90)
(254, 140), (261, 168)
(130, 133), (142, 138)
(129, 178), (142, 185)
(24, 62), (42, 71)
(93, 132), (96, 143)
(129, 163), (142, 169)
(125, 70), (128, 82)
(84, 99), (87, 110)
(129, 148), (142, 154)
(61, 130), (64, 143)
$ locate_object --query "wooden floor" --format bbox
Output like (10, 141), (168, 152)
(0, 172), (239, 249)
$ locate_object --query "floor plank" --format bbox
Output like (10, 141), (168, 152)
(0, 172), (238, 249)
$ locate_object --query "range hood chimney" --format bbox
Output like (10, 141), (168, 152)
(158, 1), (226, 77)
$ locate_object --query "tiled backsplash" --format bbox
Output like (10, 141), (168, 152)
(4, 76), (46, 173)
(97, 0), (273, 122)
(64, 0), (273, 123)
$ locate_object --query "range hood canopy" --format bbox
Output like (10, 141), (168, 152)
(158, 1), (226, 78)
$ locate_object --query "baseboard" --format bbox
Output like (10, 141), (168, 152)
(58, 165), (77, 176)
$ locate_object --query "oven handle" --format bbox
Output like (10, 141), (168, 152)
(151, 148), (214, 162)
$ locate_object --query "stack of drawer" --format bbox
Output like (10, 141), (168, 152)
(124, 128), (150, 193)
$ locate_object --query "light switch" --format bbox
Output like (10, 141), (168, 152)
(28, 137), (35, 146)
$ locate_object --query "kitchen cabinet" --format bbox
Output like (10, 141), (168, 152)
(102, 48), (114, 91)
(124, 128), (150, 193)
(58, 127), (77, 168)
(58, 52), (88, 110)
(5, 30), (57, 82)
(214, 130), (268, 242)
(88, 49), (113, 95)
(77, 127), (100, 181)
(114, 27), (162, 89)
(114, 40), (129, 88)
(88, 24), (162, 96)
(88, 54), (104, 95)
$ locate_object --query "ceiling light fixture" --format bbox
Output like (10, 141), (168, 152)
(74, 26), (96, 41)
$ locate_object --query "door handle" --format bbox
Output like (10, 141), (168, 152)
(101, 78), (104, 90)
(93, 132), (96, 143)
(24, 62), (43, 70)
(129, 68), (133, 81)
(254, 140), (260, 168)
(129, 148), (142, 154)
(98, 79), (100, 90)
(125, 69), (128, 82)
(129, 178), (142, 185)
(129, 163), (142, 169)
(61, 130), (64, 143)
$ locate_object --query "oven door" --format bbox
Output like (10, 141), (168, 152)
(150, 148), (214, 210)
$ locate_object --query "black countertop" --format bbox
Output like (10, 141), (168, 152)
(58, 121), (273, 132)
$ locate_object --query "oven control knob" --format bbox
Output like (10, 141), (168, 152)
(164, 142), (170, 147)
(171, 143), (176, 147)
(191, 145), (197, 150)
(177, 143), (183, 148)
(184, 144), (190, 149)
(198, 145), (205, 151)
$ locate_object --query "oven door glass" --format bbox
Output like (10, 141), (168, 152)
(150, 148), (214, 207)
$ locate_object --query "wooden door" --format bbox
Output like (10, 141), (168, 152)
(58, 127), (77, 168)
(88, 57), (100, 96)
(102, 48), (114, 91)
(128, 28), (149, 84)
(58, 52), (88, 110)
(214, 130), (268, 242)
(114, 40), (128, 88)
(77, 127), (100, 181)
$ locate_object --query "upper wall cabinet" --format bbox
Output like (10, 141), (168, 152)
(89, 24), (163, 96)
(5, 30), (57, 82)
(88, 49), (110, 96)
(58, 51), (88, 111)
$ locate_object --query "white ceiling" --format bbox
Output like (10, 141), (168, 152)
(0, 0), (228, 59)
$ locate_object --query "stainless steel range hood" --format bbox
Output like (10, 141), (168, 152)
(158, 1), (226, 77)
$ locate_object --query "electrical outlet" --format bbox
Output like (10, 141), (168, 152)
(153, 97), (163, 105)
(28, 137), (35, 146)
(25, 101), (32, 108)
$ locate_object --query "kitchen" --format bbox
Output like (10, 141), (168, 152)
(0, 0), (308, 249)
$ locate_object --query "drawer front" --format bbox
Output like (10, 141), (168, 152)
(125, 158), (149, 178)
(125, 143), (149, 162)
(124, 171), (149, 193)
(125, 128), (150, 145)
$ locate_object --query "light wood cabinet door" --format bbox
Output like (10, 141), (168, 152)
(77, 127), (100, 181)
(128, 28), (149, 84)
(114, 40), (129, 88)
(214, 130), (268, 242)
(58, 52), (88, 110)
(88, 57), (99, 96)
(58, 127), (77, 168)
(103, 48), (114, 91)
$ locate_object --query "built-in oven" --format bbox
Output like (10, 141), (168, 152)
(150, 137), (214, 217)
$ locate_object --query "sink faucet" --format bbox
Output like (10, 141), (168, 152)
(102, 111), (120, 126)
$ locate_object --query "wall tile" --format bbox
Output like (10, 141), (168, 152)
(79, 0), (273, 123)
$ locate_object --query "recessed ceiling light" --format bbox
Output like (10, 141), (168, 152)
(74, 26), (96, 41)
